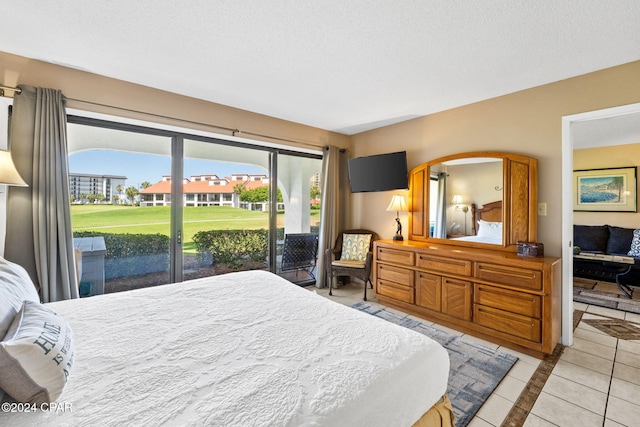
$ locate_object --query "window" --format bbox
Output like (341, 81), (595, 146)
(67, 115), (322, 293)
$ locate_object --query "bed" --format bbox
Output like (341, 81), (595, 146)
(451, 200), (503, 244)
(1, 268), (452, 426)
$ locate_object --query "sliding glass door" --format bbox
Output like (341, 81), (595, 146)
(67, 122), (173, 294)
(67, 116), (321, 294)
(275, 154), (322, 285)
(181, 138), (271, 281)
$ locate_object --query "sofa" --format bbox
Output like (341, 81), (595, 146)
(573, 224), (640, 286)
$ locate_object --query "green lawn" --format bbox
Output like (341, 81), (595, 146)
(71, 204), (320, 251)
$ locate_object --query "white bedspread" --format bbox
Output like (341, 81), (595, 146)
(3, 270), (449, 426)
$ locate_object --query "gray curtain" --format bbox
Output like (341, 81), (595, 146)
(434, 172), (447, 238)
(6, 85), (78, 302)
(315, 146), (348, 288)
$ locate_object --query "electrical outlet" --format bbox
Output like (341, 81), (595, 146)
(537, 203), (547, 216)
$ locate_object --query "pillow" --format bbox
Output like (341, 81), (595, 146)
(573, 225), (609, 253)
(628, 230), (640, 257)
(0, 256), (40, 339)
(607, 226), (635, 255)
(476, 220), (502, 240)
(0, 300), (74, 404)
(340, 234), (372, 261)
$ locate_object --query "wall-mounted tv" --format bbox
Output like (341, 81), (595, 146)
(348, 151), (409, 193)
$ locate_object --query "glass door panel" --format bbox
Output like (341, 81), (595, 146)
(182, 139), (271, 281)
(68, 123), (172, 295)
(275, 154), (322, 285)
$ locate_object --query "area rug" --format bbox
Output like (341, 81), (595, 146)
(351, 302), (517, 427)
(582, 318), (640, 340)
(573, 277), (640, 314)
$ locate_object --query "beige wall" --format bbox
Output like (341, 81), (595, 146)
(3, 50), (640, 259)
(350, 60), (640, 257)
(574, 142), (640, 228)
(0, 51), (350, 151)
(0, 50), (350, 278)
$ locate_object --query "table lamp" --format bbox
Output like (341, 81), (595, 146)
(386, 195), (408, 241)
(0, 149), (27, 186)
(452, 194), (469, 235)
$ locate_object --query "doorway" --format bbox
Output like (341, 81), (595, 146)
(561, 102), (640, 345)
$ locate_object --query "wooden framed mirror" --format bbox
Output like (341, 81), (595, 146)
(408, 151), (538, 251)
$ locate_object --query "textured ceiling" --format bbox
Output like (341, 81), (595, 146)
(1, 1), (640, 136)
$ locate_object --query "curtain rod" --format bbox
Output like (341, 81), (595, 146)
(0, 85), (22, 95)
(0, 83), (326, 150)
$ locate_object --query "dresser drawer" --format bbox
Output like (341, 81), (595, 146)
(475, 263), (542, 291)
(474, 284), (541, 318)
(377, 279), (415, 304)
(376, 246), (415, 266)
(416, 253), (472, 276)
(376, 263), (414, 287)
(474, 305), (541, 342)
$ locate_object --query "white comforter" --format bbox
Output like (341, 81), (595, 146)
(451, 235), (502, 245)
(3, 270), (449, 426)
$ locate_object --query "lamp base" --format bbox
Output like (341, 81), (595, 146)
(393, 235), (404, 241)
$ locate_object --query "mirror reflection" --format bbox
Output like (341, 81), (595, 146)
(428, 158), (503, 244)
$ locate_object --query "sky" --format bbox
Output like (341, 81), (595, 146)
(69, 150), (266, 189)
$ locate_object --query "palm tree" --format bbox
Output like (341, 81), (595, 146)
(140, 181), (151, 189)
(611, 176), (624, 201)
(125, 186), (139, 205)
(116, 184), (124, 204)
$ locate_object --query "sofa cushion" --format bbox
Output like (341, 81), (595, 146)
(607, 226), (635, 255)
(573, 225), (609, 253)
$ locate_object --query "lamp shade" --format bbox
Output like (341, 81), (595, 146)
(0, 149), (27, 186)
(451, 194), (463, 204)
(386, 195), (407, 212)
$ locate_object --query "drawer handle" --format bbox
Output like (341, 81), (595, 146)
(421, 257), (467, 267)
(480, 267), (537, 280)
(381, 248), (408, 256)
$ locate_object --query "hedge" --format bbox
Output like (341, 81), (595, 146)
(192, 229), (268, 269)
(73, 231), (170, 279)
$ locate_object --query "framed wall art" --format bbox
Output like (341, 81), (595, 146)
(573, 167), (637, 212)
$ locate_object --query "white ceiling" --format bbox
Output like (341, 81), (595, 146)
(1, 1), (640, 138)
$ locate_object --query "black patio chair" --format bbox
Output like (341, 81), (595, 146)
(281, 233), (319, 282)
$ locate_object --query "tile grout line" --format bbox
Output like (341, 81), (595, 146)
(499, 310), (584, 427)
(602, 332), (618, 426)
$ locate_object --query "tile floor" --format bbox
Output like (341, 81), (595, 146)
(309, 281), (640, 427)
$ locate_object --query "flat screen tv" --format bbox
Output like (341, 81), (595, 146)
(348, 151), (409, 193)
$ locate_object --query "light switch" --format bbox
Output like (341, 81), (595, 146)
(538, 203), (547, 216)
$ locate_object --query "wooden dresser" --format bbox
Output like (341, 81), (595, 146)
(373, 239), (561, 358)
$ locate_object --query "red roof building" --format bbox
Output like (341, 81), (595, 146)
(139, 174), (269, 208)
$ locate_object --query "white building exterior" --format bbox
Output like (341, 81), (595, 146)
(69, 173), (127, 203)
